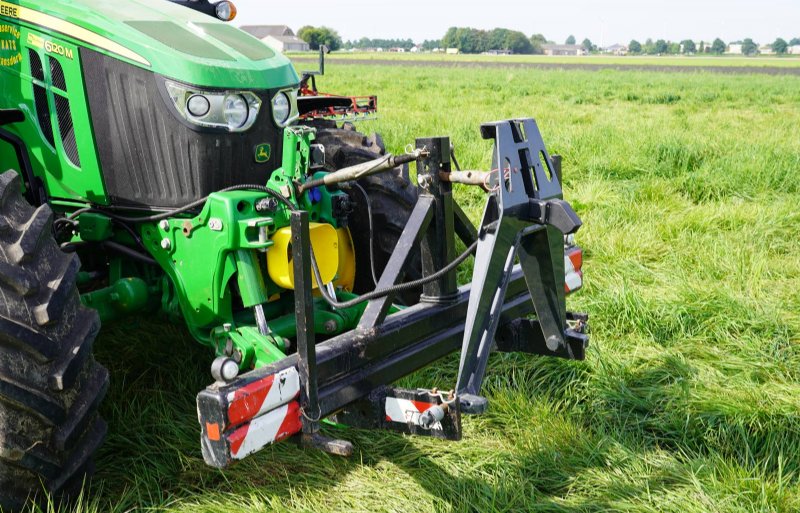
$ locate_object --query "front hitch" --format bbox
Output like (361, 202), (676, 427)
(455, 119), (585, 414)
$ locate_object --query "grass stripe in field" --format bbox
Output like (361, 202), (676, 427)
(292, 56), (800, 76)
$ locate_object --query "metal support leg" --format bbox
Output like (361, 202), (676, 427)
(417, 137), (459, 303)
(292, 211), (353, 456)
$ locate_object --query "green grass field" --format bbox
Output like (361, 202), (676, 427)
(290, 51), (800, 68)
(54, 62), (800, 512)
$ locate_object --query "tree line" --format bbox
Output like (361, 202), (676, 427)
(296, 25), (800, 56)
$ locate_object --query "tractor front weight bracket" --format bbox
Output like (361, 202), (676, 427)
(196, 119), (589, 468)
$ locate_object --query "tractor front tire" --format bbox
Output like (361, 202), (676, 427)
(0, 171), (108, 511)
(313, 125), (423, 305)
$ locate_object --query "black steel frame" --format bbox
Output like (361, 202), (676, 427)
(197, 119), (589, 467)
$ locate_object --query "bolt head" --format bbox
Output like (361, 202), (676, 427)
(160, 238), (171, 250)
(159, 220), (170, 231)
(208, 218), (224, 231)
(324, 319), (338, 333)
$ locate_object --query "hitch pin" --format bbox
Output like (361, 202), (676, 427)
(254, 304), (271, 336)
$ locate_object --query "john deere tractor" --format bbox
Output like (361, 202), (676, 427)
(0, 0), (588, 509)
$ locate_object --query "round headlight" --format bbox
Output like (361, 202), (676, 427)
(224, 94), (249, 129)
(187, 94), (210, 117)
(272, 92), (290, 125)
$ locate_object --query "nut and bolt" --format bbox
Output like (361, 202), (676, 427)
(159, 220), (170, 231)
(255, 197), (279, 212)
(323, 319), (338, 333)
(208, 218), (224, 231)
(160, 238), (171, 250)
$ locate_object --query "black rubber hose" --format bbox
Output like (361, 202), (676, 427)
(101, 241), (158, 266)
(311, 239), (479, 310)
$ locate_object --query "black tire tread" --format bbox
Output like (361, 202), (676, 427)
(0, 170), (108, 511)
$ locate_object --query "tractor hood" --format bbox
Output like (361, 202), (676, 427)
(15, 0), (299, 89)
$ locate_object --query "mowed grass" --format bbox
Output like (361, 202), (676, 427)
(292, 51), (800, 68)
(44, 64), (800, 512)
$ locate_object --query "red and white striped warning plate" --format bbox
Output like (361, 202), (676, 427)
(385, 397), (441, 430)
(565, 246), (583, 294)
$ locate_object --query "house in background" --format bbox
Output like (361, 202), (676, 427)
(602, 44), (628, 56)
(239, 25), (310, 52)
(542, 44), (586, 56)
(759, 45), (775, 55)
(727, 42), (743, 54)
(788, 45), (800, 55)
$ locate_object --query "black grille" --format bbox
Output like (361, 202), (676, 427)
(81, 48), (284, 208)
(29, 49), (44, 81)
(54, 94), (80, 167)
(33, 84), (54, 147)
(49, 57), (67, 91)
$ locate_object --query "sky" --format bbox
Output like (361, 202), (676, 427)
(233, 0), (799, 46)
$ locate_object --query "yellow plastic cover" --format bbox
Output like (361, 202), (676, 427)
(267, 223), (339, 290)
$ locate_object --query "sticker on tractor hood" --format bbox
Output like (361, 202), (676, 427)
(255, 143), (271, 163)
(0, 0), (150, 66)
(0, 22), (21, 68)
(26, 32), (73, 60)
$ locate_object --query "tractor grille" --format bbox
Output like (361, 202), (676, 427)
(49, 57), (67, 91)
(29, 49), (44, 81)
(32, 84), (54, 148)
(80, 48), (284, 208)
(54, 95), (80, 167)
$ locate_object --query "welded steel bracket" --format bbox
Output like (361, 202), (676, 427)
(456, 119), (582, 414)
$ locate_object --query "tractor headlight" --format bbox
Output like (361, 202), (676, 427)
(271, 89), (298, 127)
(165, 81), (262, 133)
(224, 94), (249, 129)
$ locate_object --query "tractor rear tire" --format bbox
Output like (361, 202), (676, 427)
(0, 170), (109, 511)
(312, 125), (423, 305)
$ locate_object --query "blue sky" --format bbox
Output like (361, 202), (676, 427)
(233, 0), (799, 46)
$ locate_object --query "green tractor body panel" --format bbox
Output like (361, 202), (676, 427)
(0, 0), (299, 206)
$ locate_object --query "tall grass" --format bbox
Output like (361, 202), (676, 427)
(37, 64), (800, 512)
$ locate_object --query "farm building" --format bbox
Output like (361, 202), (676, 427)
(789, 45), (800, 55)
(602, 44), (628, 55)
(239, 25), (310, 52)
(759, 45), (775, 55)
(727, 42), (743, 54)
(542, 44), (586, 56)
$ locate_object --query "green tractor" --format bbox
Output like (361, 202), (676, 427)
(0, 0), (588, 509)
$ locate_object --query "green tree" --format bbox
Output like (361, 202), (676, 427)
(629, 40), (642, 54)
(711, 38), (726, 54)
(681, 40), (696, 54)
(566, 35), (576, 45)
(504, 31), (534, 54)
(298, 26), (342, 51)
(581, 38), (594, 52)
(654, 39), (668, 54)
(790, 37), (800, 46)
(772, 38), (788, 54)
(442, 27), (458, 49)
(741, 38), (757, 55)
(530, 33), (547, 54)
(698, 41), (706, 53)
